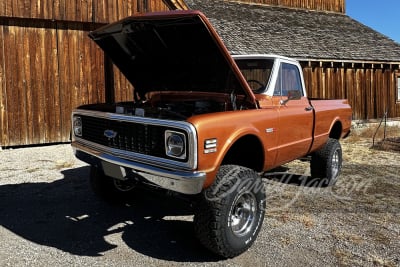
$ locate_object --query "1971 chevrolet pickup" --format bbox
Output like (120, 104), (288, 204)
(71, 10), (352, 258)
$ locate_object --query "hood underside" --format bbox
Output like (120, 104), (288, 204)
(89, 11), (255, 103)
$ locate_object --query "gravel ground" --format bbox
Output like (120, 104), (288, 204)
(0, 139), (399, 267)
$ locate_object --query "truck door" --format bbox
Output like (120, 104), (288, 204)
(273, 62), (314, 166)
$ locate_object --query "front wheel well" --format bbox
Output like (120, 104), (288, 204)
(221, 135), (264, 172)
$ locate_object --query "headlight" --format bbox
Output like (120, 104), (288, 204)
(73, 116), (82, 137)
(165, 131), (186, 159)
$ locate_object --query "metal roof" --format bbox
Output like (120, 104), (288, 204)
(185, 0), (400, 62)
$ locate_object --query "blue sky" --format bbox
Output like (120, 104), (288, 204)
(346, 0), (399, 43)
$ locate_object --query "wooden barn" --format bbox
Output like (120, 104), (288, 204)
(1, 0), (400, 147)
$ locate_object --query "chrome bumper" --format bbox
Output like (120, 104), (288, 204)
(72, 142), (206, 195)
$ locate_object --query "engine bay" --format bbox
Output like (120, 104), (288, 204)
(79, 91), (244, 120)
(115, 99), (227, 120)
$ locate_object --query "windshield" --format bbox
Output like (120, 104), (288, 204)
(235, 58), (274, 94)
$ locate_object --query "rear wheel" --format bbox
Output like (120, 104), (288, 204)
(310, 138), (343, 186)
(90, 166), (136, 204)
(194, 165), (266, 258)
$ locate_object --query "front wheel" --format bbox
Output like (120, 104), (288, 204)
(90, 166), (136, 204)
(310, 138), (343, 186)
(194, 165), (266, 258)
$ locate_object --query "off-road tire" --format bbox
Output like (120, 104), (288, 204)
(90, 166), (136, 204)
(310, 138), (343, 186)
(194, 165), (266, 258)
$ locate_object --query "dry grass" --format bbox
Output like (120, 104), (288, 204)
(368, 256), (398, 267)
(349, 124), (400, 152)
(265, 128), (399, 266)
(332, 248), (353, 266)
(350, 124), (399, 139)
(296, 213), (315, 228)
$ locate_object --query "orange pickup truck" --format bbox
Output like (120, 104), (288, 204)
(71, 10), (352, 258)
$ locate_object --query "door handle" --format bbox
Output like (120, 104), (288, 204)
(305, 106), (314, 111)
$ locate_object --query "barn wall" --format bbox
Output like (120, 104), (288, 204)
(302, 62), (400, 121)
(234, 0), (345, 13)
(0, 0), (171, 147)
(0, 0), (170, 23)
(0, 19), (106, 146)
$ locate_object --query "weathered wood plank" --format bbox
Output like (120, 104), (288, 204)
(19, 21), (30, 144)
(375, 69), (383, 118)
(17, 22), (27, 143)
(26, 24), (37, 144)
(396, 71), (400, 118)
(57, 22), (71, 143)
(81, 0), (90, 23)
(93, 37), (105, 103)
(339, 67), (346, 99)
(0, 24), (7, 146)
(365, 69), (372, 119)
(0, 1), (5, 17)
(29, 22), (42, 144)
(384, 69), (391, 116)
(5, 23), (21, 145)
(95, 0), (108, 23)
(42, 26), (55, 142)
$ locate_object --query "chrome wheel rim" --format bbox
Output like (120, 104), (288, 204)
(113, 179), (135, 192)
(331, 149), (341, 178)
(229, 191), (257, 237)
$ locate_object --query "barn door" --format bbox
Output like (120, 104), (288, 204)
(0, 20), (106, 147)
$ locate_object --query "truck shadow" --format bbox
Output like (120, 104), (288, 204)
(0, 166), (219, 262)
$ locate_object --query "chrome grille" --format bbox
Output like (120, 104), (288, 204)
(80, 115), (167, 158)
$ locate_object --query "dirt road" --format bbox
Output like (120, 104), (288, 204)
(0, 139), (399, 266)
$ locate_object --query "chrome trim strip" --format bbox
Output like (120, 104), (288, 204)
(75, 137), (194, 171)
(72, 109), (198, 170)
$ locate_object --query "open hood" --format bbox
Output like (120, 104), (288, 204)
(89, 10), (256, 104)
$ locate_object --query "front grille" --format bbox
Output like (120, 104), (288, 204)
(81, 115), (168, 158)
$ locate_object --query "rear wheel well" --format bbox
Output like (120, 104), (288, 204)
(329, 121), (342, 140)
(221, 135), (264, 172)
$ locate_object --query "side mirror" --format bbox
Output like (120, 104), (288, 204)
(280, 90), (302, 105)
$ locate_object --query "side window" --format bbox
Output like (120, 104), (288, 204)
(274, 63), (303, 97)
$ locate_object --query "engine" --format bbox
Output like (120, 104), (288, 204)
(115, 99), (226, 120)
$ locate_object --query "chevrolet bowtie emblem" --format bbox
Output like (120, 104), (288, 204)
(104, 129), (118, 139)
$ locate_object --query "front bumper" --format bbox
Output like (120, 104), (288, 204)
(72, 142), (206, 195)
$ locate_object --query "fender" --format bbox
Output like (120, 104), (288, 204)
(187, 110), (272, 188)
